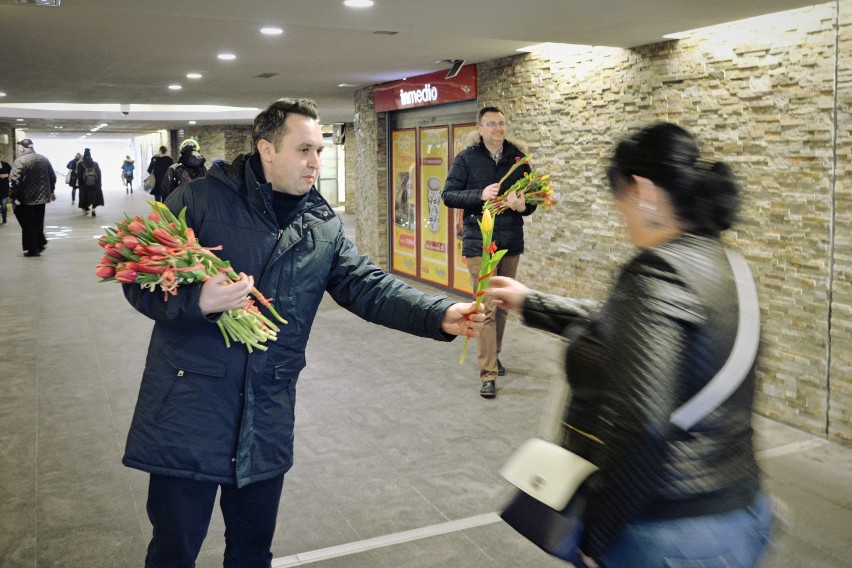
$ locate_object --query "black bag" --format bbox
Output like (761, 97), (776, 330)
(500, 479), (590, 564)
(83, 165), (98, 187)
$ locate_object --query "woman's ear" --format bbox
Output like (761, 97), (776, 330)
(632, 175), (659, 210)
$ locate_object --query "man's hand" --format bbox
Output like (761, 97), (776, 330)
(49, 192), (56, 202)
(480, 182), (500, 202)
(441, 302), (485, 337)
(199, 272), (254, 316)
(505, 188), (526, 212)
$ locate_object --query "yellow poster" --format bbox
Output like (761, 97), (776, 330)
(391, 129), (417, 276)
(418, 127), (449, 286)
(450, 124), (478, 295)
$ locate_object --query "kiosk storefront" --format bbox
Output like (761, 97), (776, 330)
(374, 65), (478, 295)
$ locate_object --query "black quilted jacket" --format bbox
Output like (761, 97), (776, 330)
(522, 234), (761, 558)
(441, 139), (535, 257)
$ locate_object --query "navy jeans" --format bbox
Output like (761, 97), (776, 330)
(594, 491), (774, 567)
(145, 473), (285, 568)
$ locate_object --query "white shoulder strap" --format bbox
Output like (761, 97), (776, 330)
(669, 250), (760, 430)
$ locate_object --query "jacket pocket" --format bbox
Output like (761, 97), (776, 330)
(156, 344), (228, 421)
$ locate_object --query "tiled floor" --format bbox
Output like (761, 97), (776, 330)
(1, 185), (850, 567)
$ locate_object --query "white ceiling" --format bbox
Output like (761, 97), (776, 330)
(0, 0), (820, 137)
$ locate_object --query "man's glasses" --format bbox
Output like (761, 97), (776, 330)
(480, 121), (507, 128)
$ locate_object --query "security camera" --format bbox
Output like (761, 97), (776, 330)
(121, 111), (130, 116)
(120, 104), (130, 116)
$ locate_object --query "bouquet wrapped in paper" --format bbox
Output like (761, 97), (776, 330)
(96, 201), (288, 352)
(484, 155), (556, 216)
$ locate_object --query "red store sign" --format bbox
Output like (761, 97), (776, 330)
(373, 65), (478, 112)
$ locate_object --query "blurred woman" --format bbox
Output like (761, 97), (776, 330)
(488, 122), (773, 567)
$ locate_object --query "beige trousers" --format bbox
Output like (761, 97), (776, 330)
(466, 254), (520, 382)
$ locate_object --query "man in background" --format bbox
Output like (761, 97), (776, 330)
(9, 139), (55, 257)
(442, 106), (537, 398)
(0, 153), (11, 224)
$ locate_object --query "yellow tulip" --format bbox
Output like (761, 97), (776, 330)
(481, 208), (494, 234)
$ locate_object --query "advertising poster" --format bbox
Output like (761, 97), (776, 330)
(418, 126), (449, 286)
(391, 129), (418, 277)
(450, 123), (478, 295)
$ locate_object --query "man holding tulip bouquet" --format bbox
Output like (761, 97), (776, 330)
(121, 97), (484, 567)
(442, 106), (537, 398)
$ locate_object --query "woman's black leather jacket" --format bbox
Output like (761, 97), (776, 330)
(522, 234), (761, 558)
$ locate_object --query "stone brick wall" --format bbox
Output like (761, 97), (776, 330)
(353, 88), (388, 267)
(0, 121), (16, 163)
(353, 1), (852, 443)
(343, 122), (358, 214)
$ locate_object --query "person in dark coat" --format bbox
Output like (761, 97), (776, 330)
(76, 148), (104, 216)
(66, 152), (81, 204)
(160, 138), (207, 200)
(487, 122), (773, 567)
(9, 139), (56, 256)
(146, 146), (174, 202)
(0, 154), (11, 223)
(442, 106), (538, 398)
(121, 98), (484, 566)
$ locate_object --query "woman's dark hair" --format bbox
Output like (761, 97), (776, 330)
(252, 98), (319, 151)
(607, 122), (739, 235)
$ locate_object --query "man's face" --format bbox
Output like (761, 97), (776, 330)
(477, 111), (506, 148)
(258, 113), (324, 195)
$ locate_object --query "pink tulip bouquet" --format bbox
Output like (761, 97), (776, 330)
(96, 201), (288, 352)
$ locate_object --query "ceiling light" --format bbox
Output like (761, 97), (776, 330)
(188, 121), (197, 125)
(218, 53), (236, 61)
(17, 118), (24, 121)
(186, 73), (202, 79)
(0, 92), (6, 97)
(343, 0), (374, 7)
(17, 0), (61, 6)
(169, 84), (183, 90)
(338, 83), (356, 87)
(260, 27), (283, 35)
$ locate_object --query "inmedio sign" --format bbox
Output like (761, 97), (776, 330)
(373, 64), (477, 112)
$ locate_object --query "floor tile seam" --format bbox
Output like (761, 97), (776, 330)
(270, 512), (501, 567)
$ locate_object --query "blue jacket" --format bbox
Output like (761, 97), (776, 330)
(123, 154), (455, 487)
(441, 139), (535, 257)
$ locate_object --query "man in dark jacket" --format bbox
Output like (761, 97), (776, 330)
(9, 139), (56, 256)
(442, 106), (537, 398)
(122, 98), (483, 567)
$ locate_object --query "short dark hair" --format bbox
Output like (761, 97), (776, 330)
(607, 122), (739, 235)
(159, 146), (168, 154)
(252, 98), (320, 151)
(478, 106), (503, 124)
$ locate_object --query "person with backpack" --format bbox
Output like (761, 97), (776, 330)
(76, 148), (104, 217)
(160, 139), (207, 200)
(121, 155), (135, 194)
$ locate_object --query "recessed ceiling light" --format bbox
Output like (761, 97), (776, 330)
(260, 27), (283, 35)
(17, 118), (24, 121)
(188, 120), (197, 125)
(338, 83), (356, 87)
(169, 84), (183, 90)
(343, 0), (374, 7)
(0, 92), (6, 97)
(186, 73), (202, 79)
(218, 53), (236, 61)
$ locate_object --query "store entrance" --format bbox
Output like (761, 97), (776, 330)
(388, 103), (478, 296)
